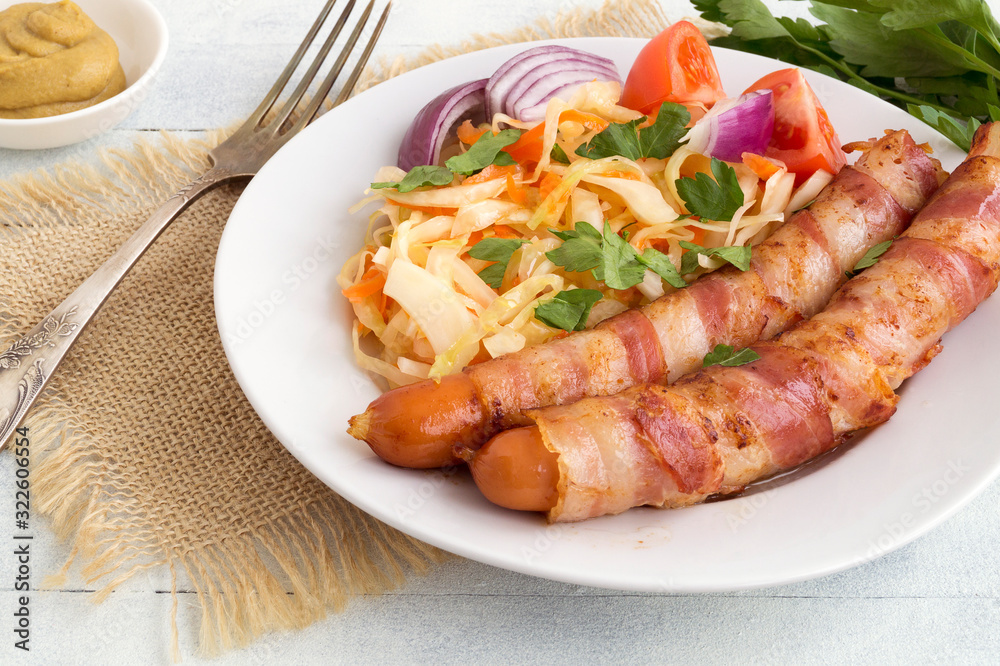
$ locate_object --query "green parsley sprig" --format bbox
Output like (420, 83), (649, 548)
(371, 165), (453, 193)
(534, 289), (604, 331)
(468, 237), (530, 288)
(371, 129), (520, 191)
(545, 222), (687, 290)
(845, 238), (893, 278)
(679, 241), (752, 274)
(693, 0), (1000, 151)
(676, 158), (746, 223)
(545, 220), (753, 292)
(445, 129), (520, 175)
(575, 102), (691, 160)
(702, 344), (762, 368)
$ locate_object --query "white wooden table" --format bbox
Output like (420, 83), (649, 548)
(1, 1), (999, 663)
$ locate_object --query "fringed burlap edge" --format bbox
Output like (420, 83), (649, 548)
(30, 419), (444, 659)
(17, 0), (709, 658)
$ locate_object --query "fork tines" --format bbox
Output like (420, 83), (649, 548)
(249, 0), (392, 134)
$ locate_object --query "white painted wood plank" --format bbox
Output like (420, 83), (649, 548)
(3, 587), (997, 665)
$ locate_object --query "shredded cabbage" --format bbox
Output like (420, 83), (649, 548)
(382, 260), (475, 355)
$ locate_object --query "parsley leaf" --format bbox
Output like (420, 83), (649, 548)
(702, 344), (762, 368)
(576, 118), (646, 161)
(846, 239), (893, 277)
(469, 237), (529, 288)
(469, 237), (528, 262)
(547, 223), (751, 289)
(637, 247), (688, 289)
(907, 104), (981, 152)
(550, 143), (571, 164)
(675, 158), (745, 222)
(638, 103), (694, 158)
(812, 3), (973, 78)
(600, 222), (647, 289)
(546, 222), (604, 273)
(475, 263), (507, 289)
(691, 0), (726, 25)
(873, 0), (1000, 43)
(534, 289), (604, 332)
(371, 165), (453, 193)
(713, 0), (803, 41)
(575, 102), (690, 160)
(445, 129), (520, 176)
(679, 241), (753, 274)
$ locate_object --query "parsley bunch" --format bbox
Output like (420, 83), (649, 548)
(694, 0), (1000, 151)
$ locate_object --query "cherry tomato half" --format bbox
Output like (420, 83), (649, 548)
(620, 21), (727, 115)
(743, 68), (846, 184)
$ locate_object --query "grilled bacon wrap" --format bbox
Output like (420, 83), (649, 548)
(350, 130), (943, 468)
(479, 123), (1000, 523)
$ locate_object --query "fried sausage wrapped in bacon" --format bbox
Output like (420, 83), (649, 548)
(349, 130), (943, 468)
(470, 123), (1000, 522)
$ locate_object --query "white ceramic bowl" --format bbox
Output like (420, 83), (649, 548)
(0, 0), (168, 150)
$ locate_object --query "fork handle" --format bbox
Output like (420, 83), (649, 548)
(0, 166), (241, 448)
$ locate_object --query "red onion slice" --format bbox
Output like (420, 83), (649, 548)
(485, 47), (576, 117)
(511, 65), (621, 122)
(495, 53), (616, 113)
(397, 79), (488, 170)
(684, 90), (775, 163)
(485, 45), (621, 121)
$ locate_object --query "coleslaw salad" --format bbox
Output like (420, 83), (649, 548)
(339, 30), (842, 388)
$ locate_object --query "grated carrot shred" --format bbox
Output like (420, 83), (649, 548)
(538, 172), (563, 200)
(464, 164), (519, 185)
(742, 152), (783, 181)
(457, 119), (487, 145)
(342, 267), (386, 301)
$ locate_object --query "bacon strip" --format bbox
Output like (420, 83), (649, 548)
(529, 123), (1000, 523)
(465, 131), (941, 426)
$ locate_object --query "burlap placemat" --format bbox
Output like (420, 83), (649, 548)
(0, 0), (706, 657)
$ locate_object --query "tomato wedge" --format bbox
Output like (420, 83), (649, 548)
(620, 21), (726, 115)
(742, 68), (846, 185)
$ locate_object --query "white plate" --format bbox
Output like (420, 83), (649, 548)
(215, 38), (996, 592)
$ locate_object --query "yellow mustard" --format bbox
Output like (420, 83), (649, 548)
(0, 0), (126, 119)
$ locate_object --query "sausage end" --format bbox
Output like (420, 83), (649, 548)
(347, 409), (372, 440)
(470, 426), (559, 512)
(353, 373), (486, 469)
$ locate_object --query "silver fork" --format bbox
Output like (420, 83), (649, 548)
(0, 0), (392, 448)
